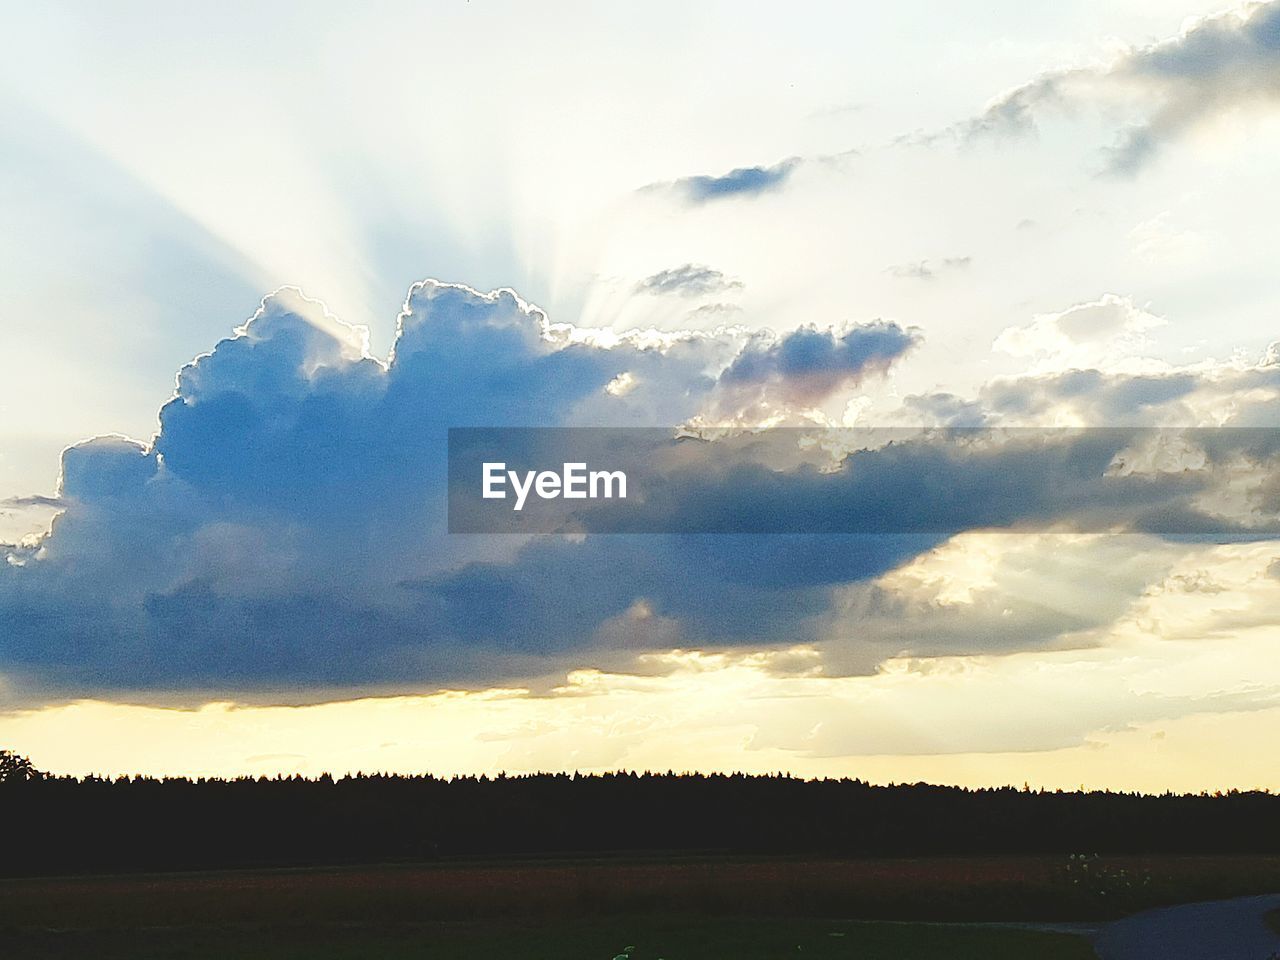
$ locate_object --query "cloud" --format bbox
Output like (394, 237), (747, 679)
(980, 369), (1201, 423)
(906, 313), (1280, 439)
(60, 435), (158, 501)
(816, 533), (1181, 676)
(635, 264), (743, 297)
(901, 392), (989, 427)
(647, 158), (801, 203)
(962, 1), (1280, 172)
(993, 294), (1165, 371)
(961, 335), (1280, 428)
(0, 282), (694, 693)
(404, 534), (939, 665)
(0, 282), (934, 700)
(5, 280), (1279, 705)
(748, 536), (1280, 755)
(1129, 212), (1206, 265)
(906, 351), (1280, 433)
(641, 147), (860, 205)
(887, 257), (971, 281)
(0, 495), (62, 509)
(687, 302), (744, 322)
(550, 427), (1280, 538)
(704, 321), (921, 420)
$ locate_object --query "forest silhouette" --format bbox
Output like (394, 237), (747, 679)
(1, 752), (1276, 877)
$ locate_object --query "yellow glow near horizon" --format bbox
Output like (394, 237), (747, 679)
(2, 683), (1276, 795)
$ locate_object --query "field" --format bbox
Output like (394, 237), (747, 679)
(2, 854), (1279, 958)
(0, 917), (1096, 960)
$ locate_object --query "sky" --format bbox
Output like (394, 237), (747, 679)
(2, 0), (1280, 790)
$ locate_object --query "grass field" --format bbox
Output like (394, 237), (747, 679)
(0, 917), (1096, 960)
(2, 854), (1278, 958)
(3, 854), (1278, 926)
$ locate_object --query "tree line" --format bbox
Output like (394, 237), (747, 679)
(0, 751), (1276, 876)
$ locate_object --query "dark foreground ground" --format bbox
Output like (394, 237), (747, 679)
(2, 854), (1278, 959)
(0, 918), (1095, 960)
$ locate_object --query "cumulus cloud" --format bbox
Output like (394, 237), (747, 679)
(4, 279), (1278, 706)
(0, 282), (694, 692)
(963, 1), (1280, 171)
(635, 264), (743, 297)
(0, 282), (935, 700)
(993, 294), (1165, 371)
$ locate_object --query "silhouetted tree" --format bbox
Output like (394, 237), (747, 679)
(0, 763), (1276, 876)
(0, 750), (39, 783)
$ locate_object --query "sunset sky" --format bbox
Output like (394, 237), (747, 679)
(3, 0), (1280, 790)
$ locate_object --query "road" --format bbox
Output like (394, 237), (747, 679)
(1093, 894), (1280, 960)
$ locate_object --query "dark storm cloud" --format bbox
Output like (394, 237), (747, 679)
(485, 427), (1261, 536)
